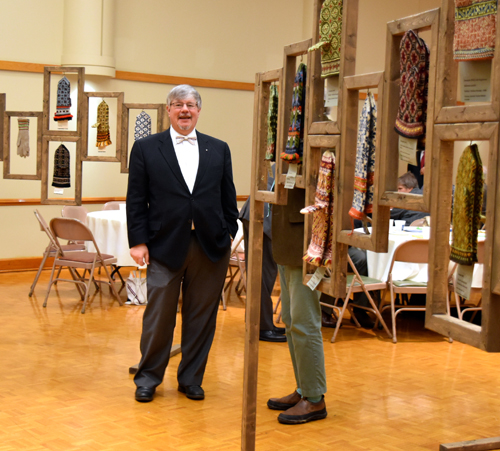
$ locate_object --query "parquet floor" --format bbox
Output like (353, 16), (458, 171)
(2, 268), (500, 451)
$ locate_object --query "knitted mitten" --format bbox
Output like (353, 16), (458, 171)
(281, 63), (307, 164)
(265, 84), (279, 161)
(92, 100), (112, 148)
(450, 143), (484, 265)
(301, 150), (335, 267)
(17, 118), (30, 158)
(134, 111), (152, 141)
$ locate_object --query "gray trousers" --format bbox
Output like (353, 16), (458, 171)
(278, 265), (327, 398)
(134, 232), (230, 389)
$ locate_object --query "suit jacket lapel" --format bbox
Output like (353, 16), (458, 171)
(192, 131), (211, 193)
(158, 128), (190, 192)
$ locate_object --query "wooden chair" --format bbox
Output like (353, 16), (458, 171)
(43, 217), (123, 313)
(447, 240), (485, 322)
(380, 239), (429, 343)
(29, 209), (86, 297)
(102, 201), (125, 211)
(320, 254), (393, 343)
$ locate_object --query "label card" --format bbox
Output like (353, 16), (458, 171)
(53, 188), (64, 195)
(399, 136), (418, 165)
(284, 163), (298, 189)
(455, 264), (474, 300)
(307, 266), (327, 290)
(460, 60), (491, 103)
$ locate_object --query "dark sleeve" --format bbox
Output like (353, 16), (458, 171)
(126, 140), (150, 248)
(221, 142), (239, 239)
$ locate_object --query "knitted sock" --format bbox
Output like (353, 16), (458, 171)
(297, 388), (302, 396)
(307, 396), (322, 403)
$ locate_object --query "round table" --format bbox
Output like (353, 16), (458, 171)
(87, 209), (138, 267)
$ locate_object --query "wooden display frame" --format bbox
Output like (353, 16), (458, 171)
(276, 39), (312, 190)
(252, 69), (287, 206)
(425, 122), (500, 351)
(435, 0), (500, 124)
(378, 9), (439, 213)
(42, 66), (85, 138)
(82, 92), (124, 162)
(301, 134), (347, 299)
(120, 103), (169, 173)
(336, 71), (391, 252)
(0, 94), (5, 161)
(41, 135), (82, 206)
(307, 0), (359, 135)
(3, 111), (42, 180)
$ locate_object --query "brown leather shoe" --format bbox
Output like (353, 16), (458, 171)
(322, 310), (337, 328)
(277, 396), (327, 424)
(267, 390), (302, 410)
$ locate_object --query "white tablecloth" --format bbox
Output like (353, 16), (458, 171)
(87, 210), (138, 267)
(366, 228), (484, 287)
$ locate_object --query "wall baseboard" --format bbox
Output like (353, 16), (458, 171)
(0, 257), (53, 273)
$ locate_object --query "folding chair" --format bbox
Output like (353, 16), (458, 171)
(102, 201), (125, 211)
(43, 217), (123, 313)
(320, 254), (393, 343)
(29, 209), (86, 297)
(221, 231), (246, 310)
(61, 205), (89, 223)
(447, 240), (485, 322)
(380, 239), (429, 343)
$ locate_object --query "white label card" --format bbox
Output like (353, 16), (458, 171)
(307, 266), (327, 291)
(284, 163), (298, 189)
(53, 188), (64, 195)
(460, 60), (491, 103)
(398, 136), (418, 165)
(324, 76), (339, 107)
(455, 264), (474, 300)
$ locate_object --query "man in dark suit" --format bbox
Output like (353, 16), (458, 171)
(126, 85), (238, 403)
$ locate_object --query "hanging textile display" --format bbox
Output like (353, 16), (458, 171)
(53, 76), (73, 122)
(17, 118), (30, 158)
(308, 0), (343, 77)
(349, 92), (377, 223)
(134, 111), (152, 141)
(92, 100), (112, 148)
(301, 150), (335, 267)
(394, 30), (429, 140)
(52, 144), (71, 188)
(454, 0), (497, 61)
(450, 144), (484, 265)
(264, 84), (279, 161)
(281, 63), (307, 164)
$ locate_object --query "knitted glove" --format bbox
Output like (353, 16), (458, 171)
(17, 118), (30, 158)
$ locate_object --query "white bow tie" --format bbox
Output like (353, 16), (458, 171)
(176, 136), (197, 145)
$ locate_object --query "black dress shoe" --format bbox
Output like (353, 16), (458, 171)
(259, 330), (287, 342)
(273, 325), (286, 335)
(135, 386), (155, 402)
(321, 310), (337, 328)
(351, 309), (375, 329)
(178, 385), (205, 400)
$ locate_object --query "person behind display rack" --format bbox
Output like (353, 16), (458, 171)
(126, 84), (239, 403)
(390, 171), (428, 226)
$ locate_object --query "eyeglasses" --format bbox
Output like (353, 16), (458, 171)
(170, 102), (198, 110)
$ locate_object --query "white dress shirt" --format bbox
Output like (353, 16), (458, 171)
(170, 128), (199, 194)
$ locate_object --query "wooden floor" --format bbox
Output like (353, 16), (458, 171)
(2, 268), (500, 451)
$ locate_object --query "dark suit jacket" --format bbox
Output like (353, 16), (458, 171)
(126, 128), (239, 270)
(271, 188), (306, 266)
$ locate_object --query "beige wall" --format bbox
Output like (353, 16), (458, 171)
(1, 0), (461, 261)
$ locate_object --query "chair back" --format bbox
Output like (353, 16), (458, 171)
(387, 239), (429, 278)
(477, 239), (485, 264)
(61, 205), (89, 224)
(102, 201), (125, 211)
(51, 218), (103, 261)
(34, 209), (59, 249)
